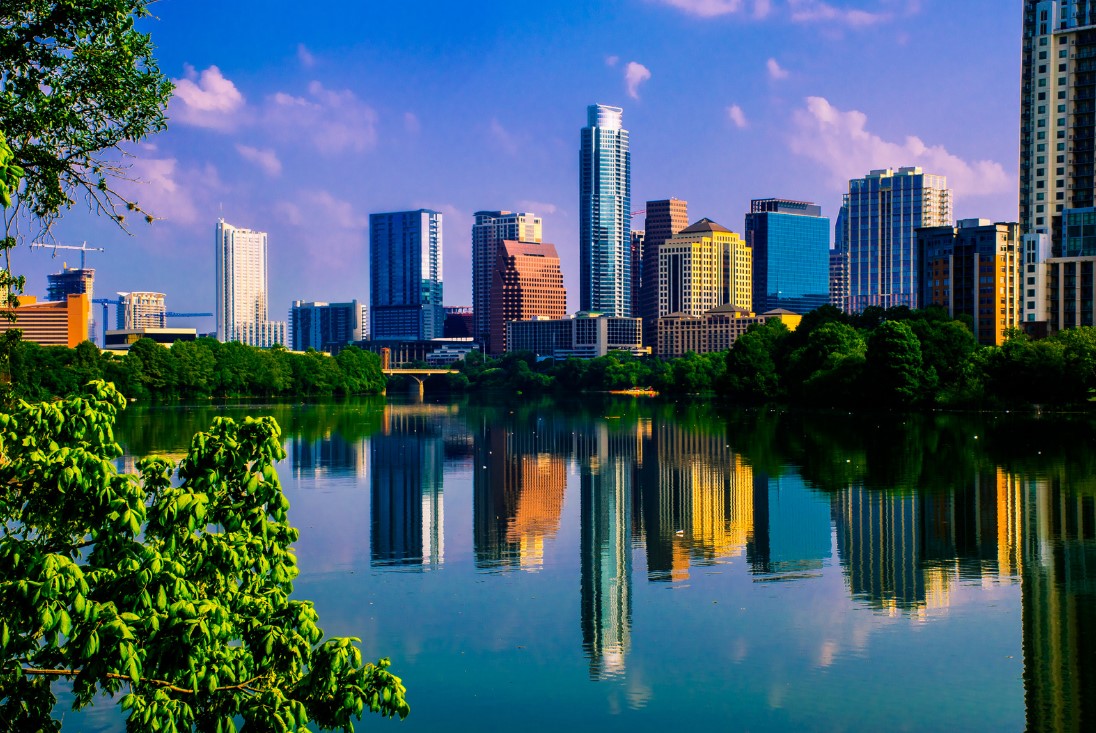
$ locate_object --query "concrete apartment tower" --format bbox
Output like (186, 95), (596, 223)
(843, 168), (951, 313)
(369, 210), (444, 341)
(1021, 0), (1096, 250)
(215, 219), (287, 347)
(489, 240), (568, 354)
(659, 218), (752, 317)
(472, 211), (543, 352)
(580, 104), (631, 317)
(117, 291), (167, 330)
(640, 199), (689, 346)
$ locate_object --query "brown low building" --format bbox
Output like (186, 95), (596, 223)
(657, 304), (801, 358)
(0, 293), (89, 347)
(489, 240), (567, 354)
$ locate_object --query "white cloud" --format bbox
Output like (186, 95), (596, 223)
(657, 0), (745, 17)
(301, 190), (368, 230)
(789, 96), (1012, 197)
(265, 81), (378, 155)
(489, 118), (519, 155)
(235, 144), (282, 176)
(625, 62), (652, 100)
(517, 200), (559, 215)
(297, 43), (315, 68)
(767, 58), (789, 80)
(605, 55), (620, 67)
(122, 157), (223, 227)
(403, 112), (421, 134)
(788, 0), (890, 26)
(727, 105), (749, 129)
(753, 0), (773, 18)
(170, 65), (245, 130)
(276, 190), (368, 272)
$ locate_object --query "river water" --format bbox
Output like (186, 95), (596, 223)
(63, 396), (1096, 731)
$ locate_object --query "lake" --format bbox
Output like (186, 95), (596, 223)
(62, 395), (1096, 732)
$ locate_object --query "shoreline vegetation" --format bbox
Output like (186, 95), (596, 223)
(9, 305), (1096, 409)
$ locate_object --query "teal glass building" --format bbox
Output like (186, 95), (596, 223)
(745, 199), (830, 314)
(579, 104), (632, 317)
(369, 209), (444, 340)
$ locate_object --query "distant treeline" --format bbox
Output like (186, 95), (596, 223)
(407, 305), (1096, 408)
(6, 337), (386, 401)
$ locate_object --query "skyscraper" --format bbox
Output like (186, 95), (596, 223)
(117, 291), (167, 330)
(215, 219), (287, 347)
(844, 167), (952, 313)
(289, 300), (367, 352)
(658, 218), (752, 317)
(1020, 0), (1096, 249)
(369, 210), (444, 341)
(640, 198), (689, 346)
(46, 265), (95, 341)
(472, 211), (543, 350)
(580, 104), (631, 317)
(745, 198), (831, 314)
(488, 240), (567, 354)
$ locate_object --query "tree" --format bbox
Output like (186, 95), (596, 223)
(867, 320), (925, 407)
(1, 1), (172, 237)
(724, 319), (789, 402)
(0, 381), (409, 731)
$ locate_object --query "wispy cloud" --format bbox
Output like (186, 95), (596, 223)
(654, 0), (908, 25)
(170, 65), (245, 130)
(656, 0), (747, 17)
(727, 105), (749, 129)
(517, 200), (559, 215)
(789, 96), (1012, 197)
(625, 61), (652, 100)
(265, 81), (378, 155)
(489, 118), (519, 155)
(767, 58), (789, 80)
(123, 156), (224, 227)
(276, 189), (368, 271)
(787, 0), (891, 26)
(403, 112), (422, 135)
(297, 43), (316, 68)
(605, 55), (620, 67)
(235, 144), (282, 176)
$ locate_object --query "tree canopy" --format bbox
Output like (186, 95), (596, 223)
(0, 381), (409, 731)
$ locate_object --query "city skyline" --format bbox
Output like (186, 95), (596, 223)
(16, 0), (1019, 326)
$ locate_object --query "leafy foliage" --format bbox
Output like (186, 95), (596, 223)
(0, 381), (409, 731)
(0, 1), (173, 226)
(7, 338), (387, 401)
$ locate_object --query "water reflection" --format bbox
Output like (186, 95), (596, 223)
(111, 399), (1096, 732)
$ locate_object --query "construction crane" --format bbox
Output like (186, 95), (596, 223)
(165, 312), (213, 318)
(30, 241), (105, 269)
(92, 297), (212, 344)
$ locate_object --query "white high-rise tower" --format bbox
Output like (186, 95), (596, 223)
(215, 219), (286, 347)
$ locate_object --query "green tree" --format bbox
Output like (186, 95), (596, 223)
(867, 320), (925, 407)
(335, 346), (386, 395)
(0, 382), (409, 731)
(724, 319), (789, 402)
(1, 1), (172, 232)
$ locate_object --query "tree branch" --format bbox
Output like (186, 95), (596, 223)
(20, 668), (266, 695)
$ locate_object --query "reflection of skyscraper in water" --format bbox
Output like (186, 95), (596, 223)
(747, 471), (831, 578)
(831, 474), (1024, 613)
(1022, 476), (1096, 733)
(290, 434), (369, 481)
(579, 422), (634, 680)
(638, 423), (753, 582)
(370, 408), (444, 569)
(472, 417), (568, 571)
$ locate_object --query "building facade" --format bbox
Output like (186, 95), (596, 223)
(117, 291), (166, 330)
(745, 198), (830, 314)
(844, 168), (952, 313)
(630, 230), (645, 320)
(472, 211), (542, 347)
(370, 209), (444, 341)
(289, 300), (367, 353)
(46, 266), (95, 338)
(215, 219), (287, 347)
(659, 218), (752, 320)
(918, 220), (1022, 345)
(0, 294), (89, 347)
(506, 312), (645, 359)
(1020, 1), (1096, 251)
(580, 104), (632, 317)
(444, 306), (474, 339)
(657, 305), (801, 358)
(640, 199), (689, 347)
(489, 240), (568, 354)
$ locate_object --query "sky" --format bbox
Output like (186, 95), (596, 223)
(18, 0), (1022, 329)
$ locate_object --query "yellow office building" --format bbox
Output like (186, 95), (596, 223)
(658, 218), (752, 324)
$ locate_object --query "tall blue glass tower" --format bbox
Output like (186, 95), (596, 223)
(580, 104), (632, 317)
(745, 199), (831, 314)
(369, 209), (444, 340)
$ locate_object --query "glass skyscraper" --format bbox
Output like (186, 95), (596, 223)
(580, 104), (632, 317)
(843, 167), (951, 313)
(369, 210), (444, 340)
(745, 198), (831, 314)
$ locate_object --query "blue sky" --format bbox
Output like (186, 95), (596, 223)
(21, 0), (1020, 326)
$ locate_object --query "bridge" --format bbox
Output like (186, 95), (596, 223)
(382, 368), (456, 398)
